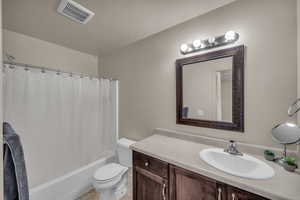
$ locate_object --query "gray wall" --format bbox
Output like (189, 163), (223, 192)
(100, 0), (297, 149)
(3, 29), (99, 76)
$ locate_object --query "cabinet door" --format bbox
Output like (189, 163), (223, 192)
(169, 165), (221, 200)
(227, 186), (269, 200)
(133, 166), (168, 200)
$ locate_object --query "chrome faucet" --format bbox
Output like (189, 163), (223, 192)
(224, 140), (243, 156)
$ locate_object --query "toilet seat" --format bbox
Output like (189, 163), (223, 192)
(94, 163), (128, 183)
(93, 138), (135, 200)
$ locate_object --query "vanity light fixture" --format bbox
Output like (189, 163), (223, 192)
(180, 31), (239, 54)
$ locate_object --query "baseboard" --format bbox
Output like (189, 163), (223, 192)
(30, 153), (115, 200)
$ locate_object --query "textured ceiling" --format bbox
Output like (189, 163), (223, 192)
(3, 0), (236, 56)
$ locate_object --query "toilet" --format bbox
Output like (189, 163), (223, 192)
(93, 138), (136, 200)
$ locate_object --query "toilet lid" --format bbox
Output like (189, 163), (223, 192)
(94, 163), (127, 181)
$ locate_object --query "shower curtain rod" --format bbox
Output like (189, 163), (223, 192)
(3, 61), (118, 81)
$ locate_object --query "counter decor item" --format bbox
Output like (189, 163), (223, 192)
(264, 150), (275, 161)
(271, 98), (300, 168)
(282, 156), (298, 172)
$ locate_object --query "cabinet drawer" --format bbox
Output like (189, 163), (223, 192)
(133, 151), (168, 178)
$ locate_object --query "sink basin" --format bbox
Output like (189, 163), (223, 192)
(200, 148), (274, 179)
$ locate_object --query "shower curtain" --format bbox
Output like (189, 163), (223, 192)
(3, 64), (117, 187)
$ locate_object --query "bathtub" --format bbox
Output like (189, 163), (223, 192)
(30, 153), (115, 200)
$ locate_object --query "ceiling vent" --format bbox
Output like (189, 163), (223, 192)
(57, 0), (95, 24)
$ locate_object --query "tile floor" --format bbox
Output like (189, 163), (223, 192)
(78, 169), (132, 200)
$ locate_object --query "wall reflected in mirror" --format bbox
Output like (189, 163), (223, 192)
(182, 56), (233, 122)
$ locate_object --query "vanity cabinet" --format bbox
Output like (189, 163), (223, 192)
(169, 165), (223, 200)
(133, 151), (168, 200)
(133, 151), (269, 200)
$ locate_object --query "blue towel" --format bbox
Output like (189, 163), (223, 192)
(3, 122), (29, 200)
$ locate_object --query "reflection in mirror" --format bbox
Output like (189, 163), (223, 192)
(182, 56), (233, 122)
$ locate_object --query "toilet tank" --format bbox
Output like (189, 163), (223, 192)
(117, 138), (136, 167)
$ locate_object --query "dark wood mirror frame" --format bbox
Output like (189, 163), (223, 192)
(176, 45), (244, 132)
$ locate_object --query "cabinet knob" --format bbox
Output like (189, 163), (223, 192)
(144, 162), (149, 167)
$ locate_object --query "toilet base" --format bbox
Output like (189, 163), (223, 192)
(115, 182), (127, 199)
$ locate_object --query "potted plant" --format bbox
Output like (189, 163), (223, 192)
(264, 150), (275, 161)
(283, 156), (298, 172)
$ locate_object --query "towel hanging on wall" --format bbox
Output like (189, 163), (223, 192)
(3, 122), (29, 200)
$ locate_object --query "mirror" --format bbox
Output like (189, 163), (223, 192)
(272, 123), (300, 145)
(176, 45), (244, 132)
(271, 99), (300, 145)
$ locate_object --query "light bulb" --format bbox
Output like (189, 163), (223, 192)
(200, 42), (206, 48)
(180, 43), (189, 53)
(193, 40), (206, 49)
(225, 31), (237, 41)
(193, 40), (201, 48)
(208, 37), (215, 44)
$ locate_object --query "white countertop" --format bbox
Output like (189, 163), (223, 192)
(131, 134), (300, 200)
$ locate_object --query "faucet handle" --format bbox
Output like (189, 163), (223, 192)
(229, 140), (236, 147)
(225, 140), (243, 156)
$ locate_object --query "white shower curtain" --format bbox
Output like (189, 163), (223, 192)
(3, 64), (117, 187)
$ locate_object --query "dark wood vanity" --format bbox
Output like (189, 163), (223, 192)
(133, 151), (269, 200)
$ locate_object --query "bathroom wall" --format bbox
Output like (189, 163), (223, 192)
(3, 29), (98, 76)
(100, 0), (297, 149)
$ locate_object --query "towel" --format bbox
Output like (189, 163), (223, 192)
(3, 122), (29, 200)
(182, 107), (189, 118)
